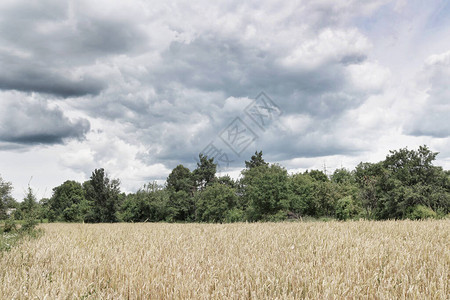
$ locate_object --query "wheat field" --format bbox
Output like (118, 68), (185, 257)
(0, 220), (448, 299)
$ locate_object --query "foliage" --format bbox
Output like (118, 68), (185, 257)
(331, 168), (355, 185)
(3, 217), (16, 233)
(119, 183), (169, 222)
(355, 146), (449, 219)
(245, 151), (268, 169)
(335, 196), (359, 220)
(1, 188), (42, 252)
(0, 175), (13, 220)
(18, 187), (40, 233)
(193, 154), (217, 191)
(1, 145), (449, 223)
(244, 164), (291, 221)
(166, 165), (193, 195)
(47, 181), (87, 222)
(406, 205), (437, 220)
(225, 208), (244, 223)
(196, 182), (237, 222)
(289, 173), (317, 216)
(216, 175), (237, 189)
(84, 169), (122, 223)
(21, 215), (38, 233)
(167, 190), (194, 222)
(306, 170), (328, 182)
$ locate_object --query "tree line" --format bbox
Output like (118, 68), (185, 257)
(1, 145), (449, 223)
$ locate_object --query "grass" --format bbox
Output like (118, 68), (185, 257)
(0, 220), (448, 299)
(0, 231), (21, 252)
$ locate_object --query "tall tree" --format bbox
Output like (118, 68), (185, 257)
(383, 145), (439, 186)
(289, 173), (317, 217)
(166, 165), (194, 195)
(354, 162), (386, 218)
(193, 154), (217, 191)
(48, 180), (86, 222)
(239, 152), (270, 210)
(21, 186), (38, 217)
(84, 168), (121, 223)
(245, 151), (268, 169)
(244, 164), (291, 221)
(382, 146), (449, 218)
(354, 146), (450, 219)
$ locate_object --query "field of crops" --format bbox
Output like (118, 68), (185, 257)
(0, 220), (448, 299)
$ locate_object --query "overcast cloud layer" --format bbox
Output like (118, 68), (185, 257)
(1, 0), (449, 200)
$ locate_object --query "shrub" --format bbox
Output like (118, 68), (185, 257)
(225, 208), (244, 223)
(3, 217), (16, 233)
(264, 210), (287, 222)
(406, 205), (437, 220)
(21, 216), (38, 233)
(336, 196), (359, 221)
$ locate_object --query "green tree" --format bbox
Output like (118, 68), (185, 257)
(19, 187), (39, 232)
(244, 164), (291, 221)
(312, 180), (339, 217)
(381, 146), (449, 217)
(289, 173), (317, 217)
(354, 162), (385, 218)
(196, 182), (237, 222)
(306, 170), (328, 182)
(166, 165), (194, 195)
(406, 204), (437, 220)
(245, 151), (268, 169)
(48, 180), (86, 222)
(331, 168), (355, 185)
(21, 187), (38, 216)
(167, 190), (193, 222)
(38, 198), (50, 222)
(193, 154), (217, 191)
(384, 145), (438, 186)
(335, 196), (360, 220)
(239, 152), (270, 211)
(119, 183), (170, 222)
(354, 146), (449, 219)
(0, 175), (13, 220)
(84, 168), (121, 223)
(216, 175), (237, 189)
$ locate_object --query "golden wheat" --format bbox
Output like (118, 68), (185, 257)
(0, 220), (448, 299)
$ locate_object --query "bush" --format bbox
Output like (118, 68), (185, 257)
(21, 216), (38, 233)
(3, 217), (16, 233)
(225, 208), (244, 223)
(336, 196), (359, 221)
(406, 205), (437, 220)
(264, 210), (287, 222)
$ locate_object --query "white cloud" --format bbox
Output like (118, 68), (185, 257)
(404, 50), (450, 138)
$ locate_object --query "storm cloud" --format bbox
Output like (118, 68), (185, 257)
(0, 0), (449, 199)
(0, 92), (90, 147)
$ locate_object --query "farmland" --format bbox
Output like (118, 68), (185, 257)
(1, 220), (448, 299)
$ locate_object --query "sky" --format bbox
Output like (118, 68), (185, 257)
(1, 0), (450, 201)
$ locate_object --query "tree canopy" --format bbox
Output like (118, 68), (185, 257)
(2, 146), (449, 223)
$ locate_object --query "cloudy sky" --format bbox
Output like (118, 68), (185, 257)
(1, 0), (450, 200)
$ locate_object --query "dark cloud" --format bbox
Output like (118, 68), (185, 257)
(155, 34), (369, 117)
(0, 93), (90, 146)
(0, 58), (105, 97)
(0, 0), (149, 98)
(2, 0), (435, 188)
